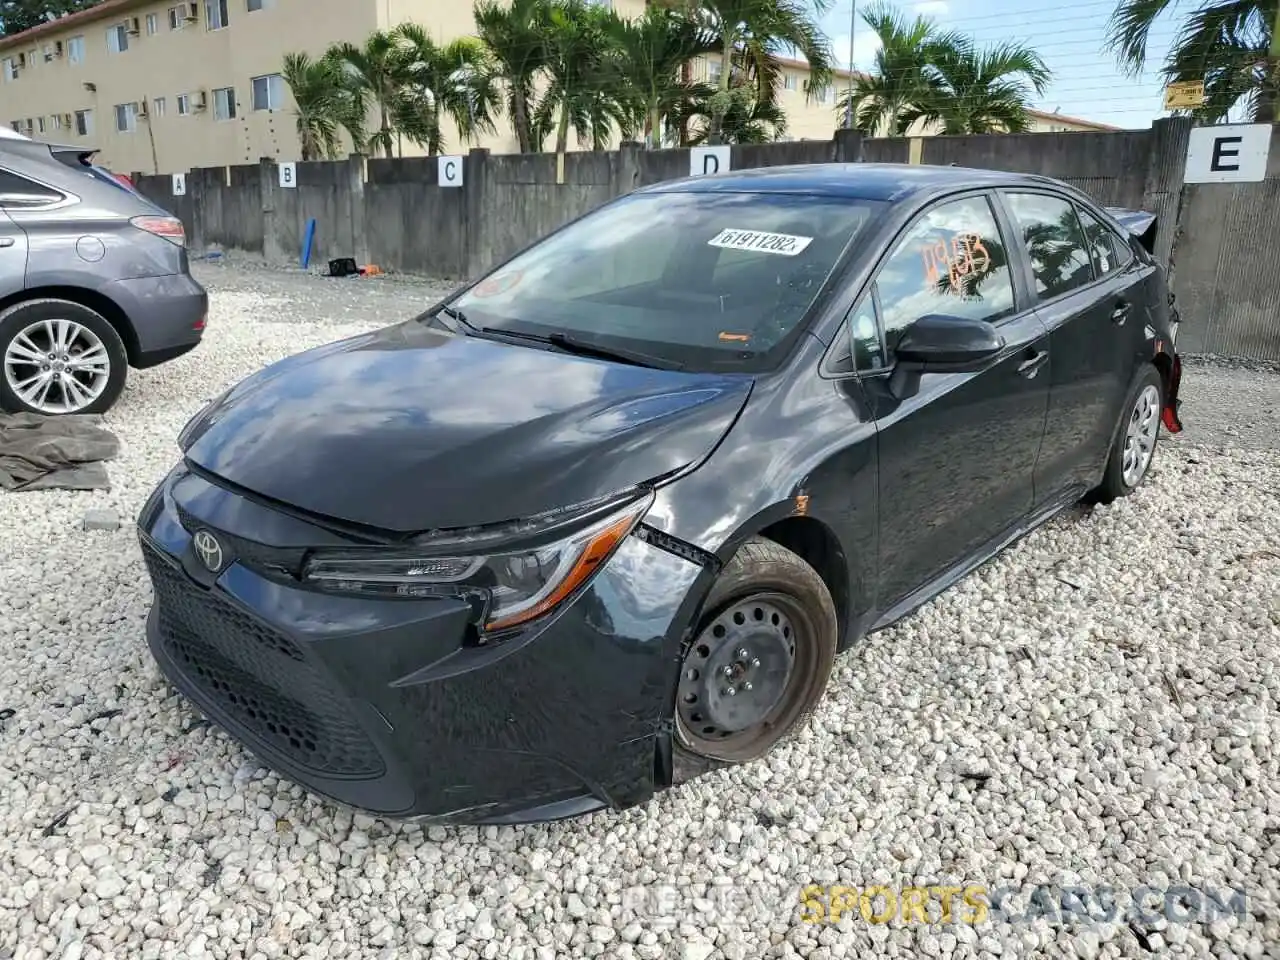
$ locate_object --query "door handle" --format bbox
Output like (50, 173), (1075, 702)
(1111, 301), (1132, 325)
(1017, 349), (1049, 379)
(0, 238), (14, 248)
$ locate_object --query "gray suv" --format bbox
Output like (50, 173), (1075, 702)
(0, 134), (207, 415)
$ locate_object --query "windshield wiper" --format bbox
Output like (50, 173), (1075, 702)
(481, 327), (682, 370)
(429, 303), (478, 333)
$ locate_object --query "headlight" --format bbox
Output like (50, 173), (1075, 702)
(301, 492), (653, 632)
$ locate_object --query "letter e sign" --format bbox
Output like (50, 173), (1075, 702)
(1183, 124), (1271, 183)
(278, 162), (297, 189)
(438, 155), (464, 187)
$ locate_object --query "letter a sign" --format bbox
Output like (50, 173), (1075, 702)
(1183, 124), (1271, 183)
(690, 145), (731, 177)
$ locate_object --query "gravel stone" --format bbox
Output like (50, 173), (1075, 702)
(0, 264), (1276, 959)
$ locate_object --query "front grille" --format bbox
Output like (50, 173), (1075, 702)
(143, 542), (385, 779)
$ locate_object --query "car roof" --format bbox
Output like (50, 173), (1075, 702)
(640, 162), (1066, 202)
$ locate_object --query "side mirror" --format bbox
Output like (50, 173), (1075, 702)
(894, 315), (1005, 369)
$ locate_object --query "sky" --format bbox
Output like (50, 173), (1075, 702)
(815, 0), (1184, 130)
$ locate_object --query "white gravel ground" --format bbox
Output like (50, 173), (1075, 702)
(1, 262), (1278, 960)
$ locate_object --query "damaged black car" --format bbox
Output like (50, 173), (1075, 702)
(138, 164), (1183, 824)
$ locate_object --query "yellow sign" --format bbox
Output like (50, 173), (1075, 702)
(1164, 81), (1204, 110)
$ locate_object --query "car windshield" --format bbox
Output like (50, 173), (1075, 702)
(450, 190), (885, 372)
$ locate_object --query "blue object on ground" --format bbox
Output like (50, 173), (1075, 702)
(302, 219), (317, 269)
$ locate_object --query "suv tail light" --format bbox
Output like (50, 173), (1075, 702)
(131, 215), (186, 247)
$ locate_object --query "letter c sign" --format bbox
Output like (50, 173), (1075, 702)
(438, 155), (464, 188)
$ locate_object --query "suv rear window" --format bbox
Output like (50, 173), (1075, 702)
(451, 191), (884, 372)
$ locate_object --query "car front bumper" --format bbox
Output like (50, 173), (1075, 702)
(107, 272), (208, 369)
(138, 465), (710, 823)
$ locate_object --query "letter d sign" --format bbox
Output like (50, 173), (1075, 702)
(690, 145), (731, 177)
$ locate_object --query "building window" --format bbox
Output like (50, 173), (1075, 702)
(206, 0), (229, 29)
(251, 74), (284, 112)
(36, 117), (45, 133)
(68, 36), (86, 64)
(1, 59), (16, 82)
(9, 121), (18, 132)
(146, 12), (159, 34)
(75, 109), (93, 136)
(707, 60), (722, 83)
(115, 102), (139, 133)
(246, 0), (272, 9)
(784, 73), (798, 91)
(50, 114), (62, 131)
(107, 23), (130, 53)
(213, 86), (236, 120)
(153, 97), (167, 117)
(168, 5), (186, 29)
(176, 93), (191, 115)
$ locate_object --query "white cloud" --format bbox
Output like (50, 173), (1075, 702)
(911, 0), (950, 15)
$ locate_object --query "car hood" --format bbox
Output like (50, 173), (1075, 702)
(180, 321), (753, 534)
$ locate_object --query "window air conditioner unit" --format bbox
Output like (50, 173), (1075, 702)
(194, 89), (208, 111)
(15, 53), (26, 69)
(62, 113), (73, 126)
(55, 41), (64, 56)
(138, 101), (149, 118)
(43, 50), (54, 62)
(128, 17), (142, 34)
(185, 2), (200, 21)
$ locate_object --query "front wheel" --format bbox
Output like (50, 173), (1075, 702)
(0, 299), (129, 416)
(673, 537), (837, 773)
(1091, 365), (1163, 504)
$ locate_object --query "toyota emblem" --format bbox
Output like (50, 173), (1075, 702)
(192, 530), (224, 572)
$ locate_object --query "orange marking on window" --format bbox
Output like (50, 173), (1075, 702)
(718, 331), (752, 342)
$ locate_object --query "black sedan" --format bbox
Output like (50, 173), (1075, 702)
(138, 163), (1183, 824)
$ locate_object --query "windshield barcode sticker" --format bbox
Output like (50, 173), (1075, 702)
(708, 229), (813, 256)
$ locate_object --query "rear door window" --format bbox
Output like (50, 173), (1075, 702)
(1004, 192), (1095, 299)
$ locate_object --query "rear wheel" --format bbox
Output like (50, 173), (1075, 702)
(0, 299), (128, 415)
(673, 537), (837, 774)
(1091, 365), (1163, 504)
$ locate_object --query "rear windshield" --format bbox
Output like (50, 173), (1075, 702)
(452, 190), (884, 372)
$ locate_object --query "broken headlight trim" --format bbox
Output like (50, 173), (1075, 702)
(301, 490), (655, 631)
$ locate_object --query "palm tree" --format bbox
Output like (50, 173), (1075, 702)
(1107, 0), (1280, 122)
(327, 30), (411, 158)
(391, 25), (501, 156)
(837, 2), (953, 134)
(923, 39), (1050, 133)
(534, 0), (632, 153)
(281, 52), (351, 161)
(838, 2), (1049, 135)
(475, 0), (550, 153)
(659, 0), (836, 144)
(675, 84), (789, 142)
(610, 6), (719, 146)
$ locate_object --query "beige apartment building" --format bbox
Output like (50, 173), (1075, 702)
(0, 0), (1116, 176)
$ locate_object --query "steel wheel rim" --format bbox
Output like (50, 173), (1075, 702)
(676, 592), (817, 762)
(3, 318), (111, 414)
(1121, 383), (1160, 487)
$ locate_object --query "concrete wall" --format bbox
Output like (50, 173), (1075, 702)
(1170, 125), (1280, 359)
(131, 119), (1280, 360)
